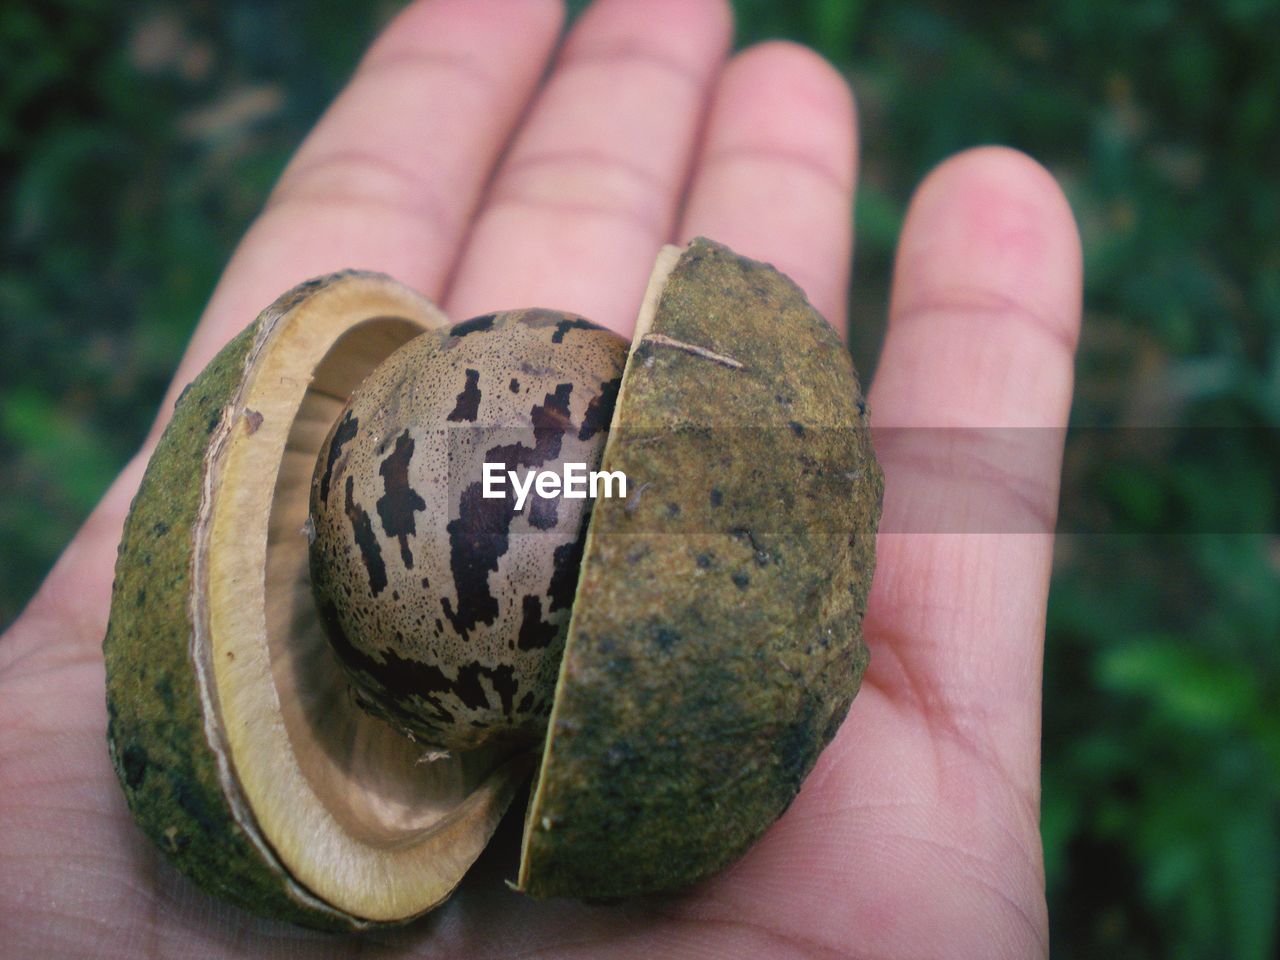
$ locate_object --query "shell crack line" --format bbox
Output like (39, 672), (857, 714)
(642, 334), (744, 369)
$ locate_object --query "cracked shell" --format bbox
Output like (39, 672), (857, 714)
(516, 238), (882, 898)
(103, 273), (534, 928)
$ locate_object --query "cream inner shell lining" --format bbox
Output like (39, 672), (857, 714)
(206, 278), (524, 921)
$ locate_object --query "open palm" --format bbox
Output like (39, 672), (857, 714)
(0, 1), (1081, 957)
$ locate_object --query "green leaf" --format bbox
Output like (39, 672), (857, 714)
(1217, 798), (1279, 960)
(1099, 637), (1259, 730)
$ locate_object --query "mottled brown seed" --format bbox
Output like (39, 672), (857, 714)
(309, 311), (628, 752)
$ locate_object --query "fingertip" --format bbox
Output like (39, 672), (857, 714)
(899, 146), (1083, 350)
(914, 146), (1079, 257)
(916, 144), (1061, 193)
(678, 39), (858, 329)
(727, 40), (858, 160)
(874, 143), (1083, 434)
(565, 0), (733, 65)
(367, 0), (567, 68)
(443, 0), (731, 332)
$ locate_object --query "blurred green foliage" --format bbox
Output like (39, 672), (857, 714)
(2, 1), (1277, 956)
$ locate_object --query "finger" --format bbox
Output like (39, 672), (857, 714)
(19, 0), (564, 641)
(677, 41), (857, 333)
(445, 0), (732, 336)
(865, 146), (1082, 793)
(168, 0), (565, 414)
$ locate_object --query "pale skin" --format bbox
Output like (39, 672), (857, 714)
(0, 0), (1082, 957)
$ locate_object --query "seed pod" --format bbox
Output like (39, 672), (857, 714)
(103, 240), (882, 928)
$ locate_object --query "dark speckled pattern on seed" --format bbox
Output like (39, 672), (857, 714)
(309, 311), (627, 752)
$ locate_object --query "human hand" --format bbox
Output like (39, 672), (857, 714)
(0, 1), (1081, 957)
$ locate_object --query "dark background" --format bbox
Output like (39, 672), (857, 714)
(2, 1), (1277, 956)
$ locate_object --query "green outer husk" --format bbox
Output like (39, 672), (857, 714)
(103, 276), (367, 931)
(522, 238), (883, 898)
